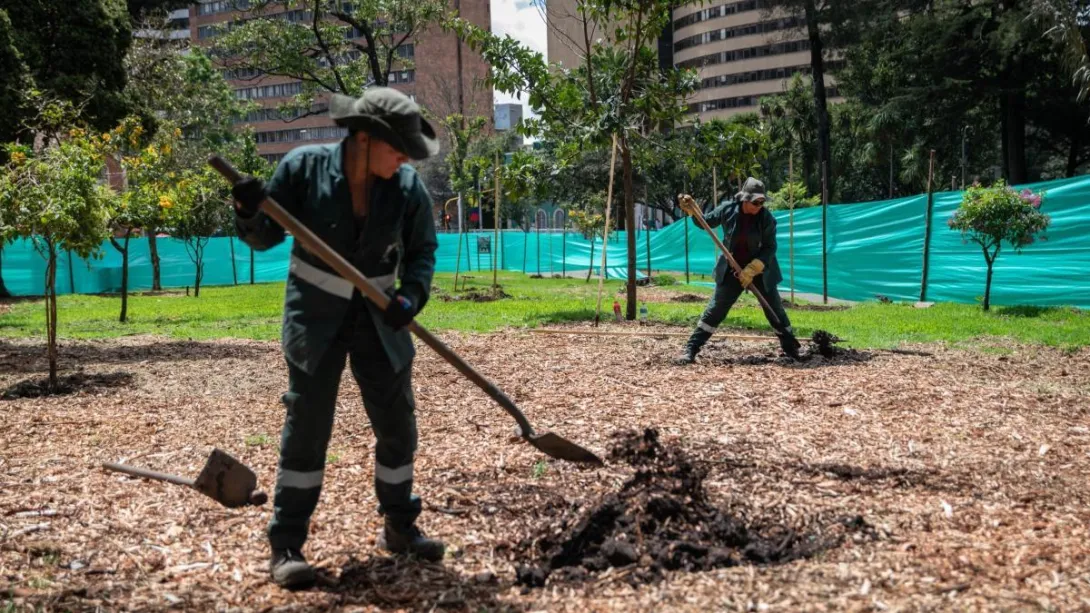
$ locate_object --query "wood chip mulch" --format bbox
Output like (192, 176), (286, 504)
(1, 327), (1088, 612)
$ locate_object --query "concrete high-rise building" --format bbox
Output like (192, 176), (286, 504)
(189, 1), (494, 163)
(672, 1), (839, 120)
(545, 0), (840, 122)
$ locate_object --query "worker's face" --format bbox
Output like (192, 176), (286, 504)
(356, 133), (409, 179)
(742, 198), (765, 215)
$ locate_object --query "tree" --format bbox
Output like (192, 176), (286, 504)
(0, 129), (113, 389)
(452, 5), (696, 318)
(763, 0), (835, 198)
(569, 195), (607, 282)
(174, 167), (232, 298)
(0, 8), (31, 162)
(948, 181), (1050, 311)
(109, 117), (184, 320)
(211, 0), (446, 115)
(0, 0), (132, 133)
(124, 35), (250, 289)
(231, 128), (272, 285)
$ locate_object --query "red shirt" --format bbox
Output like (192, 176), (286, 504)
(732, 212), (753, 266)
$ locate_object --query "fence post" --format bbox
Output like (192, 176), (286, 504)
(682, 182), (690, 285)
(562, 227), (567, 277)
(250, 248), (255, 284)
(67, 250), (76, 294)
(920, 150), (937, 302)
(493, 153), (500, 292)
(789, 153), (795, 305)
(821, 161), (828, 305)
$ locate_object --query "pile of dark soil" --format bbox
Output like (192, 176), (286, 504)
(436, 288), (512, 303)
(2, 371), (134, 400)
(514, 429), (861, 587)
(670, 294), (706, 303)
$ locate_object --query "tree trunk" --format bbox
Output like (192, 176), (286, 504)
(1067, 130), (1081, 178)
(229, 236), (238, 285)
(523, 229), (529, 273)
(622, 141), (637, 320)
(0, 247), (10, 298)
(250, 247), (255, 284)
(1004, 89), (1027, 184)
(45, 245), (59, 390)
(148, 231), (162, 291)
(110, 232), (132, 323)
(983, 255), (995, 311)
(586, 237), (595, 283)
(194, 242), (204, 298)
(803, 0), (834, 199)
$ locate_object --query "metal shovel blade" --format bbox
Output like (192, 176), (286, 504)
(193, 448), (262, 508)
(528, 432), (603, 466)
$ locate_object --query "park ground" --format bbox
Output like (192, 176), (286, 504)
(1, 273), (1088, 611)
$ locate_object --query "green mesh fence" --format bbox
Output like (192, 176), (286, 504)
(2, 175), (1087, 308)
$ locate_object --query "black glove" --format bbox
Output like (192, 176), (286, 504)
(231, 176), (266, 218)
(383, 289), (418, 330)
(778, 332), (802, 360)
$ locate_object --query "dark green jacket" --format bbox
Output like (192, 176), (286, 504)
(236, 141), (438, 375)
(703, 198), (783, 290)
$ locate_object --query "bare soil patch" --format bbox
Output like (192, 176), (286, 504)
(0, 330), (1087, 611)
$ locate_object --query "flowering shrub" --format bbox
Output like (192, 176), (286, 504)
(948, 181), (1050, 310)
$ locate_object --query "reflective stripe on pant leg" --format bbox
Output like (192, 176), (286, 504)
(688, 279), (744, 352)
(349, 317), (422, 527)
(268, 352), (345, 551)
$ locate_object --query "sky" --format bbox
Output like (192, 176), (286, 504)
(489, 0), (547, 115)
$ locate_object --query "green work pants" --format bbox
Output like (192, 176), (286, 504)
(685, 274), (793, 356)
(268, 297), (420, 550)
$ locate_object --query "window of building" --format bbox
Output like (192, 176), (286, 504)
(235, 81), (304, 100)
(673, 0), (767, 31)
(676, 39), (811, 70)
(254, 125), (350, 144)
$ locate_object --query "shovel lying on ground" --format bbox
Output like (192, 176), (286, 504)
(103, 448), (268, 508)
(209, 155), (603, 467)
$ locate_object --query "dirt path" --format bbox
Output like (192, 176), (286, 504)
(1, 331), (1087, 611)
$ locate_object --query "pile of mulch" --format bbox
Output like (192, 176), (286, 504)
(1, 371), (134, 400)
(514, 429), (867, 587)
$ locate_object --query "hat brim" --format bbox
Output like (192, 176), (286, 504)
(330, 94), (440, 160)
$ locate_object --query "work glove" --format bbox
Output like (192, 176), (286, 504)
(778, 331), (802, 360)
(678, 194), (699, 217)
(383, 288), (418, 330)
(231, 176), (267, 218)
(736, 259), (765, 287)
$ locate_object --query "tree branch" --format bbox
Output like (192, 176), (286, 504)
(312, 4), (349, 93)
(332, 10), (387, 85)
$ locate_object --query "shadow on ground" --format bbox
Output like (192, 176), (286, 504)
(0, 339), (274, 374)
(316, 555), (519, 612)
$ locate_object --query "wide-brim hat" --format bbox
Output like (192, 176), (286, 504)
(736, 177), (767, 203)
(329, 88), (440, 160)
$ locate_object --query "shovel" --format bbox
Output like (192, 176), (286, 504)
(209, 156), (603, 467)
(679, 194), (781, 326)
(103, 448), (268, 508)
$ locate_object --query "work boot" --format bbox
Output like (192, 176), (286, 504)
(269, 547), (316, 588)
(378, 520), (446, 562)
(777, 332), (802, 360)
(672, 347), (697, 365)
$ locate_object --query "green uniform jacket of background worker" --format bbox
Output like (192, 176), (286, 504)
(705, 197), (783, 291)
(234, 141), (437, 375)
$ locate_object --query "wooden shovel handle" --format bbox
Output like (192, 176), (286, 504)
(103, 462), (194, 487)
(208, 156), (538, 438)
(682, 196), (781, 326)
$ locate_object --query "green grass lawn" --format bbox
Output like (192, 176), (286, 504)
(0, 271), (1087, 350)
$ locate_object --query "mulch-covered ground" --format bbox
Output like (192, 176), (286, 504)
(1, 327), (1088, 612)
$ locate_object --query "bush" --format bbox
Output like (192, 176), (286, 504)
(653, 274), (678, 286)
(948, 181), (1050, 311)
(767, 180), (821, 211)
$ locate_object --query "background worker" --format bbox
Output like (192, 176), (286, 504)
(674, 177), (802, 364)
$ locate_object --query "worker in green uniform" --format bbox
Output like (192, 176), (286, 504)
(674, 177), (802, 364)
(231, 88), (443, 588)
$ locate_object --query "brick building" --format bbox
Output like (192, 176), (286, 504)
(189, 0), (494, 164)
